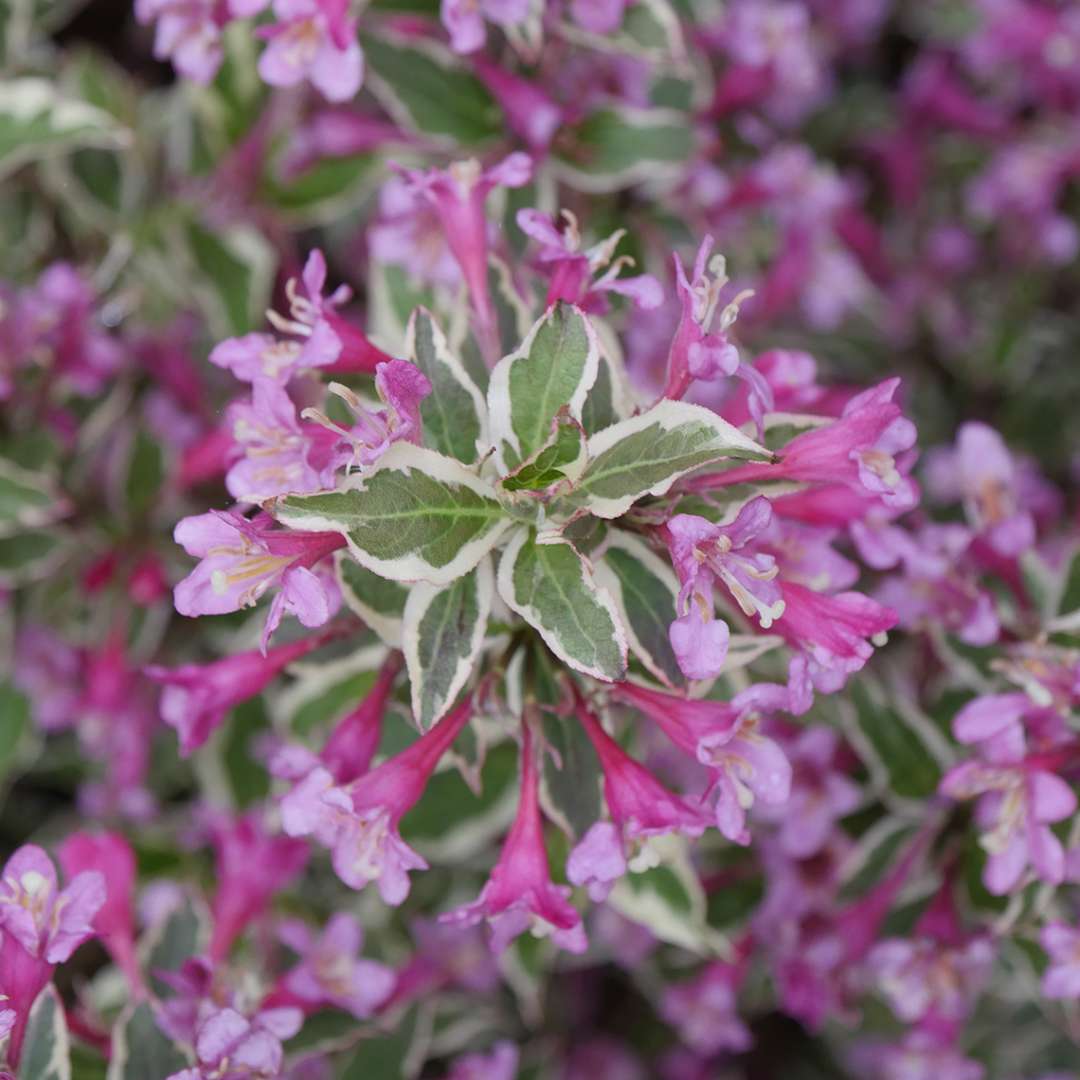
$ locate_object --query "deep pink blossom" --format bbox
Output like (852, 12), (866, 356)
(167, 1004), (304, 1080)
(441, 720), (587, 954)
(1040, 922), (1080, 999)
(281, 698), (473, 903)
(659, 962), (752, 1056)
(441, 0), (530, 54)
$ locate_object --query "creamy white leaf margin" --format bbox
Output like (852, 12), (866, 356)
(403, 556), (494, 730)
(273, 442), (511, 586)
(496, 526), (628, 681)
(404, 306), (489, 455)
(486, 304), (600, 473)
(334, 551), (407, 648)
(593, 530), (681, 687)
(569, 399), (770, 519)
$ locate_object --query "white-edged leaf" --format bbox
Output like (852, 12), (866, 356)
(0, 527), (70, 586)
(0, 457), (69, 536)
(274, 443), (511, 586)
(405, 307), (487, 464)
(557, 399), (770, 519)
(487, 302), (599, 471)
(497, 527), (627, 681)
(608, 834), (727, 954)
(107, 1002), (189, 1080)
(720, 633), (784, 673)
(335, 551), (409, 648)
(594, 529), (682, 686)
(403, 557), (493, 730)
(499, 407), (588, 495)
(0, 77), (129, 180)
(21, 985), (71, 1080)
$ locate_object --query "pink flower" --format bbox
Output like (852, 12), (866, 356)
(775, 581), (897, 690)
(442, 1041), (519, 1080)
(368, 176), (461, 289)
(1040, 923), (1080, 999)
(58, 832), (142, 994)
(441, 721), (587, 954)
(166, 1004), (304, 1080)
(276, 913), (395, 1016)
(659, 962), (752, 1056)
(173, 509), (345, 652)
(257, 0), (363, 102)
(701, 378), (918, 509)
(662, 237), (751, 401)
(516, 209), (662, 313)
(440, 0), (530, 54)
(851, 1032), (985, 1080)
(396, 155), (532, 360)
(224, 379), (345, 504)
(135, 0), (228, 84)
(12, 625), (81, 733)
(206, 812), (308, 963)
(146, 631), (339, 754)
(281, 698), (473, 903)
(940, 755), (1076, 894)
(0, 845), (104, 1067)
(567, 694), (709, 899)
(663, 497), (786, 681)
(303, 359), (431, 469)
(473, 61), (562, 151)
(612, 682), (792, 845)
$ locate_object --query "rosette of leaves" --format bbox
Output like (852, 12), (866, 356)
(272, 299), (770, 731)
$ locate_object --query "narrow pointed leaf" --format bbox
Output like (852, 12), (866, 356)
(405, 307), (486, 464)
(21, 985), (71, 1080)
(107, 1002), (189, 1080)
(403, 557), (493, 730)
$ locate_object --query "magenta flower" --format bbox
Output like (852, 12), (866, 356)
(58, 832), (142, 994)
(941, 748), (1076, 895)
(612, 682), (792, 845)
(701, 378), (917, 509)
(567, 695), (709, 899)
(474, 60), (562, 151)
(173, 509), (345, 652)
(396, 155), (532, 359)
(755, 727), (861, 858)
(662, 236), (751, 401)
(146, 631), (338, 754)
(775, 581), (898, 691)
(442, 1041), (519, 1080)
(276, 913), (395, 1017)
(303, 359), (432, 469)
(206, 812), (308, 963)
(851, 1032), (985, 1080)
(134, 0), (228, 84)
(659, 962), (752, 1056)
(368, 176), (461, 289)
(865, 935), (994, 1024)
(224, 379), (344, 505)
(516, 209), (662, 313)
(257, 0), (363, 102)
(319, 653), (403, 783)
(166, 1004), (304, 1080)
(1040, 923), (1080, 999)
(663, 497), (785, 681)
(441, 720), (587, 955)
(0, 845), (104, 1067)
(281, 698), (473, 903)
(12, 625), (81, 734)
(440, 0), (530, 54)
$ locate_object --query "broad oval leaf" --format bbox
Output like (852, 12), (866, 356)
(557, 399), (770, 520)
(403, 557), (493, 730)
(405, 308), (487, 465)
(595, 529), (682, 686)
(274, 443), (511, 586)
(0, 456), (69, 536)
(21, 985), (71, 1080)
(487, 302), (599, 472)
(497, 527), (627, 681)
